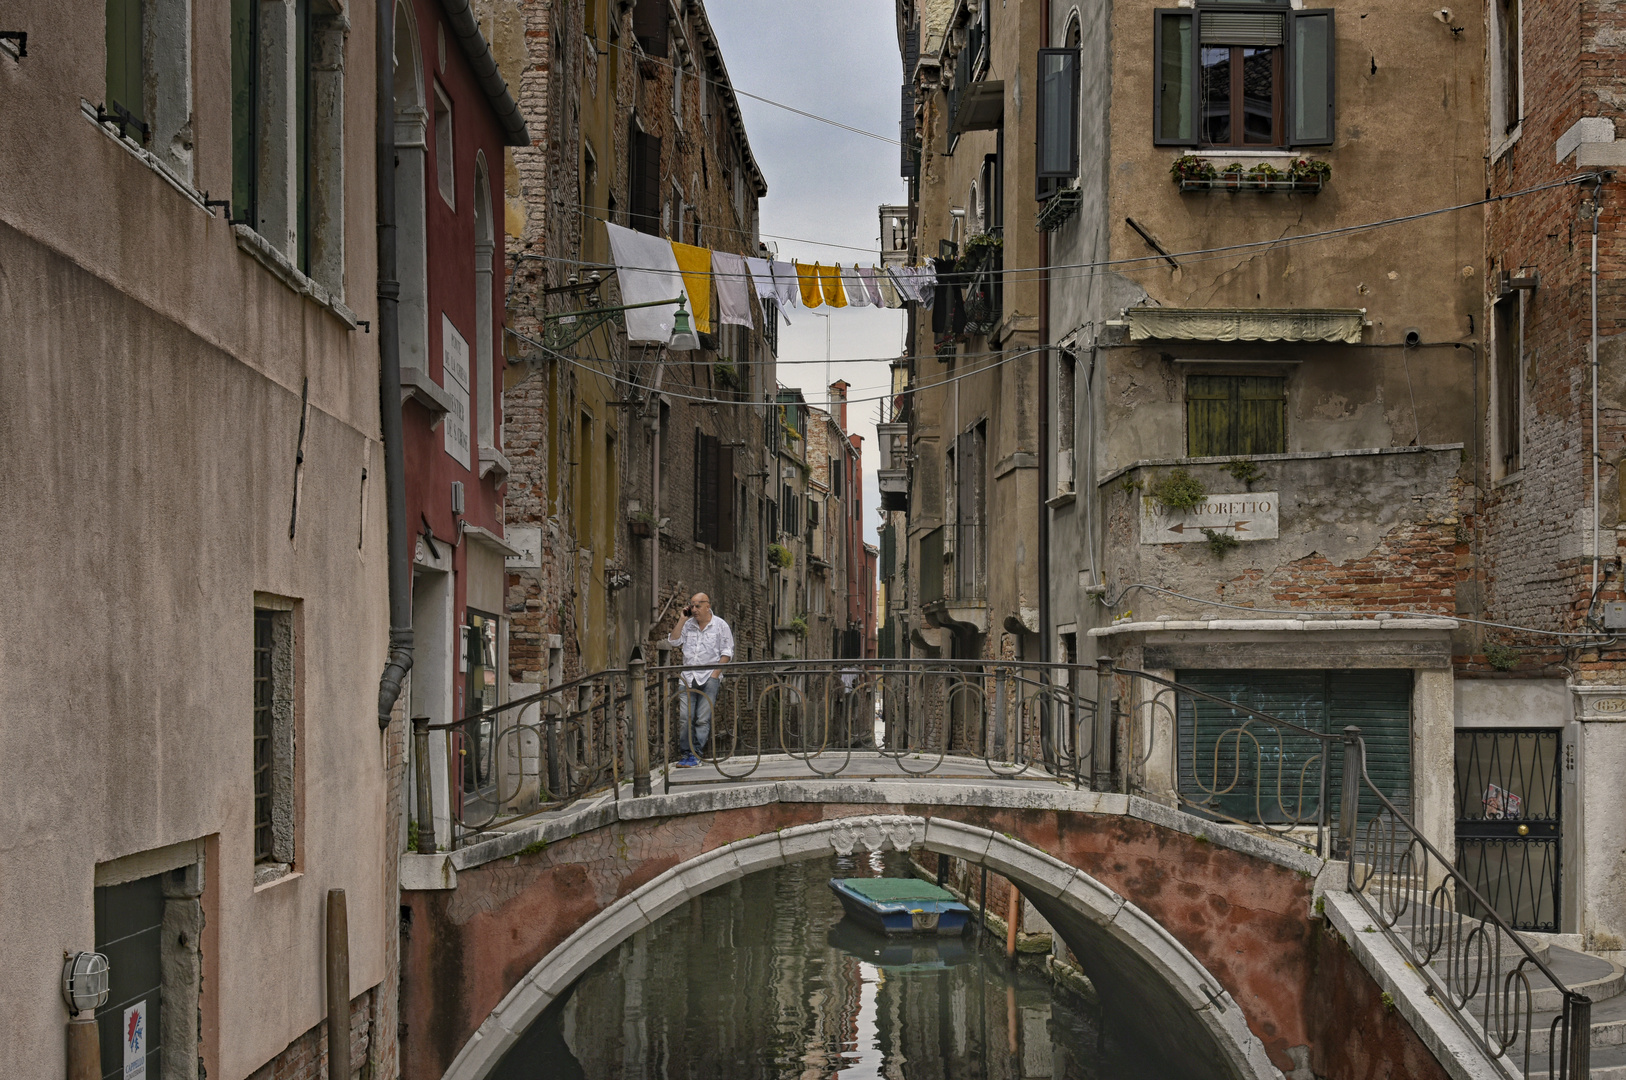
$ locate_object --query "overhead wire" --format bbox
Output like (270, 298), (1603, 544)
(522, 175), (1594, 291)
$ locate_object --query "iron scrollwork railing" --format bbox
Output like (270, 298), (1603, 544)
(1342, 729), (1592, 1080)
(1100, 660), (1591, 1079)
(649, 656), (1097, 790)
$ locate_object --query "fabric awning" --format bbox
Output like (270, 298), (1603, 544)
(1125, 307), (1366, 344)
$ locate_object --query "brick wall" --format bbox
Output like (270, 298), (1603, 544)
(245, 989), (375, 1080)
(1480, 0), (1626, 679)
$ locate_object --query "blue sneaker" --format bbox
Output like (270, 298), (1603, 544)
(676, 752), (701, 768)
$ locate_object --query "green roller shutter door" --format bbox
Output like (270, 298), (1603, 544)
(1177, 669), (1412, 824)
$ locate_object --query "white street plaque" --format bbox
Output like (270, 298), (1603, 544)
(504, 526), (543, 569)
(1141, 491), (1279, 544)
(442, 316), (472, 470)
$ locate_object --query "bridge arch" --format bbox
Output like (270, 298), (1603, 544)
(440, 814), (1284, 1080)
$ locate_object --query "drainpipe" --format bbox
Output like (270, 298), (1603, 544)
(376, 0), (413, 727)
(1591, 179), (1603, 600)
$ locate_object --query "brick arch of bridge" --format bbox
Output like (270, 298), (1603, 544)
(401, 797), (1452, 1080)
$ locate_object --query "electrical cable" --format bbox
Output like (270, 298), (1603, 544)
(523, 175), (1595, 290)
(504, 325), (1051, 408)
(1100, 582), (1619, 641)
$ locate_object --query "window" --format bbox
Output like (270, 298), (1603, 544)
(633, 0), (668, 58)
(695, 432), (735, 549)
(434, 82), (455, 208)
(1154, 6), (1334, 148)
(107, 0), (193, 177)
(1492, 0), (1521, 136)
(1493, 298), (1523, 474)
(627, 119), (661, 234)
(672, 58), (685, 125)
(1035, 47), (1080, 195)
(1186, 374), (1286, 457)
(1057, 348), (1077, 494)
(253, 603), (297, 872)
(233, 0), (347, 290)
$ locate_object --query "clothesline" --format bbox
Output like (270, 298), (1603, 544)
(603, 221), (935, 345)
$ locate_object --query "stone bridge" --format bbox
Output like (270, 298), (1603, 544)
(399, 768), (1456, 1080)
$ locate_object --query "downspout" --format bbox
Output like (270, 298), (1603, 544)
(650, 349), (666, 629)
(376, 0), (413, 727)
(1591, 180), (1602, 599)
(1037, 0), (1054, 771)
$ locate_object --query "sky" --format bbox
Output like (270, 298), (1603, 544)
(704, 0), (909, 552)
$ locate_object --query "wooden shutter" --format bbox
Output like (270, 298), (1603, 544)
(106, 0), (145, 129)
(633, 0), (668, 58)
(1153, 11), (1196, 146)
(901, 26), (919, 177)
(1288, 11), (1336, 145)
(1036, 48), (1081, 186)
(696, 432), (719, 546)
(1186, 375), (1285, 456)
(714, 446), (735, 551)
(628, 123), (662, 235)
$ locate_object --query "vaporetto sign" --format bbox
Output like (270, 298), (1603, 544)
(1141, 492), (1280, 544)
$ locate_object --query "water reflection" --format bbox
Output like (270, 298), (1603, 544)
(492, 851), (1182, 1080)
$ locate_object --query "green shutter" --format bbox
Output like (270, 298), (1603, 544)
(232, 0), (258, 225)
(1289, 10), (1336, 145)
(1178, 669), (1412, 826)
(1234, 376), (1287, 455)
(106, 0), (144, 126)
(1186, 375), (1285, 456)
(1154, 11), (1195, 145)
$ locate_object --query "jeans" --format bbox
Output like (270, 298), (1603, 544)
(678, 677), (720, 756)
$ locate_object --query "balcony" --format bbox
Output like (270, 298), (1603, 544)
(876, 421), (909, 510)
(919, 524), (987, 633)
(947, 21), (1002, 139)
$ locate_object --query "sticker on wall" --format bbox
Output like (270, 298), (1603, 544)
(1141, 492), (1279, 544)
(123, 1000), (147, 1080)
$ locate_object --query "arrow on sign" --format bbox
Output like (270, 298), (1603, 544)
(1168, 520), (1251, 534)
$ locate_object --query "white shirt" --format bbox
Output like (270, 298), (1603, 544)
(668, 615), (735, 686)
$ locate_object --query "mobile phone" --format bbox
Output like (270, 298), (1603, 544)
(683, 604), (694, 617)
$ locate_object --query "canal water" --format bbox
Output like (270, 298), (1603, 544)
(491, 851), (1195, 1079)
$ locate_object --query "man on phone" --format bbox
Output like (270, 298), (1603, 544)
(666, 592), (733, 767)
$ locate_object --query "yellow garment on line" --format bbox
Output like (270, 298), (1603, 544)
(818, 263), (847, 308)
(671, 241), (713, 334)
(797, 261), (822, 308)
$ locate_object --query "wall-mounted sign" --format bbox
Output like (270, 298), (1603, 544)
(123, 1000), (147, 1080)
(1141, 492), (1279, 545)
(504, 526), (542, 569)
(442, 314), (471, 470)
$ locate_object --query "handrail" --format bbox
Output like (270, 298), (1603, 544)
(1343, 730), (1591, 1079)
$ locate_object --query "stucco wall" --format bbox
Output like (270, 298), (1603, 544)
(0, 2), (391, 1073)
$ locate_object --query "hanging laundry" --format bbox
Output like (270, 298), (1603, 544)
(818, 263), (847, 308)
(887, 266), (919, 305)
(744, 256), (777, 301)
(604, 221), (686, 343)
(769, 261), (800, 311)
(712, 251), (754, 329)
(797, 262), (823, 308)
(877, 268), (903, 309)
(670, 241), (714, 335)
(842, 265), (869, 308)
(858, 265), (884, 307)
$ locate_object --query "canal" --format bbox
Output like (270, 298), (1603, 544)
(490, 850), (1213, 1079)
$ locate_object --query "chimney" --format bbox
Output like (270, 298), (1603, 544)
(829, 380), (849, 431)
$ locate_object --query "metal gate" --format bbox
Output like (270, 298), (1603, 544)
(1454, 729), (1561, 931)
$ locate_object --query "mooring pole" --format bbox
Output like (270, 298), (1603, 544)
(326, 889), (350, 1080)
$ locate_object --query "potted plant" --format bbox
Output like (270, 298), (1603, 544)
(768, 542), (794, 570)
(788, 615), (809, 638)
(1288, 158), (1331, 191)
(628, 509), (658, 538)
(1246, 162), (1281, 189)
(1169, 155), (1215, 187)
(1219, 162), (1245, 190)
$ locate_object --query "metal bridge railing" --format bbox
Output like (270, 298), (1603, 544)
(1101, 659), (1591, 1080)
(411, 653), (1590, 1079)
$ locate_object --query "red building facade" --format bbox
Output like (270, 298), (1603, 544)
(391, 0), (528, 842)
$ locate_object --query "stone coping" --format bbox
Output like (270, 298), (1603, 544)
(432, 772), (1326, 880)
(1089, 617), (1459, 637)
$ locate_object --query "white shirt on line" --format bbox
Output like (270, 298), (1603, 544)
(668, 615), (735, 686)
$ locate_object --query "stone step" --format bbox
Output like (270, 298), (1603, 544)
(1435, 946), (1624, 1015)
(1528, 1036), (1626, 1080)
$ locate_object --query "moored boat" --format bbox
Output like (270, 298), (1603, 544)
(828, 877), (971, 936)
